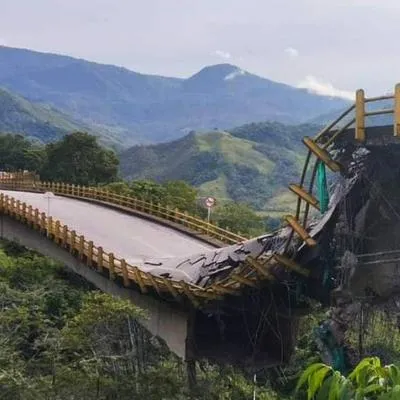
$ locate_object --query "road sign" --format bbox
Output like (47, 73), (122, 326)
(204, 197), (216, 224)
(205, 197), (216, 208)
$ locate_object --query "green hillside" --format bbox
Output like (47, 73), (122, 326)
(120, 122), (321, 211)
(0, 87), (132, 149)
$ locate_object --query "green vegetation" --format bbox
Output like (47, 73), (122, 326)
(0, 131), (267, 236)
(2, 239), (400, 399)
(212, 202), (265, 237)
(41, 132), (119, 185)
(0, 87), (126, 149)
(0, 132), (119, 186)
(0, 241), (285, 399)
(104, 180), (268, 236)
(297, 357), (400, 399)
(0, 133), (45, 172)
(105, 179), (197, 213)
(120, 121), (320, 212)
(0, 87), (87, 143)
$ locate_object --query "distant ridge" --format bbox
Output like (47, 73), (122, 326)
(0, 46), (349, 144)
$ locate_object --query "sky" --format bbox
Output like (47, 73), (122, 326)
(1, 0), (399, 99)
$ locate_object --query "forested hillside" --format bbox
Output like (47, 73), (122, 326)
(0, 87), (129, 149)
(0, 87), (89, 142)
(120, 121), (321, 211)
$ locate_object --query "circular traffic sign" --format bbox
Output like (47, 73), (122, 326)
(205, 197), (216, 208)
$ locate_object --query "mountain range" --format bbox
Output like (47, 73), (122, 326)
(0, 46), (349, 145)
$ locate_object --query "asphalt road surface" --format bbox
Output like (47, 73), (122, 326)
(1, 190), (213, 266)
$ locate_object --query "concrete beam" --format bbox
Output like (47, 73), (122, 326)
(0, 215), (188, 359)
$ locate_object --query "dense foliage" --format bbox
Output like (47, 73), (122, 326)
(0, 132), (119, 186)
(0, 241), (283, 399)
(297, 357), (400, 399)
(41, 132), (119, 185)
(0, 133), (45, 172)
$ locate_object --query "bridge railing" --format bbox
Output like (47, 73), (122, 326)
(286, 83), (400, 254)
(1, 192), (282, 307)
(0, 193), (227, 306)
(0, 178), (247, 246)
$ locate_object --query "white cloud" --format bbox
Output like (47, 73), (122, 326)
(214, 50), (231, 60)
(297, 75), (354, 100)
(224, 68), (246, 80)
(284, 47), (299, 58)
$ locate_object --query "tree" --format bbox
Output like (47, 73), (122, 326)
(296, 357), (400, 399)
(129, 180), (167, 204)
(213, 202), (265, 237)
(41, 132), (119, 185)
(0, 133), (45, 172)
(163, 181), (197, 212)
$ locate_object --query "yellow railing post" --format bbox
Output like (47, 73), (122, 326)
(62, 225), (68, 248)
(121, 259), (130, 287)
(27, 205), (32, 226)
(355, 89), (366, 142)
(34, 209), (39, 229)
(78, 235), (84, 259)
(87, 241), (93, 267)
(70, 230), (76, 253)
(40, 212), (46, 234)
(394, 83), (400, 137)
(108, 253), (115, 280)
(54, 219), (60, 240)
(97, 246), (104, 271)
(22, 202), (27, 222)
(15, 200), (21, 220)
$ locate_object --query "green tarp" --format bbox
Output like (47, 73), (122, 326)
(317, 161), (329, 214)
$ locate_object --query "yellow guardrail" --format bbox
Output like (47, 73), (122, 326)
(0, 178), (247, 246)
(0, 177), (284, 307)
(285, 83), (400, 255)
(1, 190), (312, 304)
(1, 192), (271, 307)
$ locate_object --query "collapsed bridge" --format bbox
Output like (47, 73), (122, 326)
(1, 85), (400, 370)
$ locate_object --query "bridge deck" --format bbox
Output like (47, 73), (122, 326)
(1, 190), (212, 269)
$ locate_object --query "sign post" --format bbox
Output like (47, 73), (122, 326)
(43, 191), (55, 216)
(204, 197), (216, 224)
